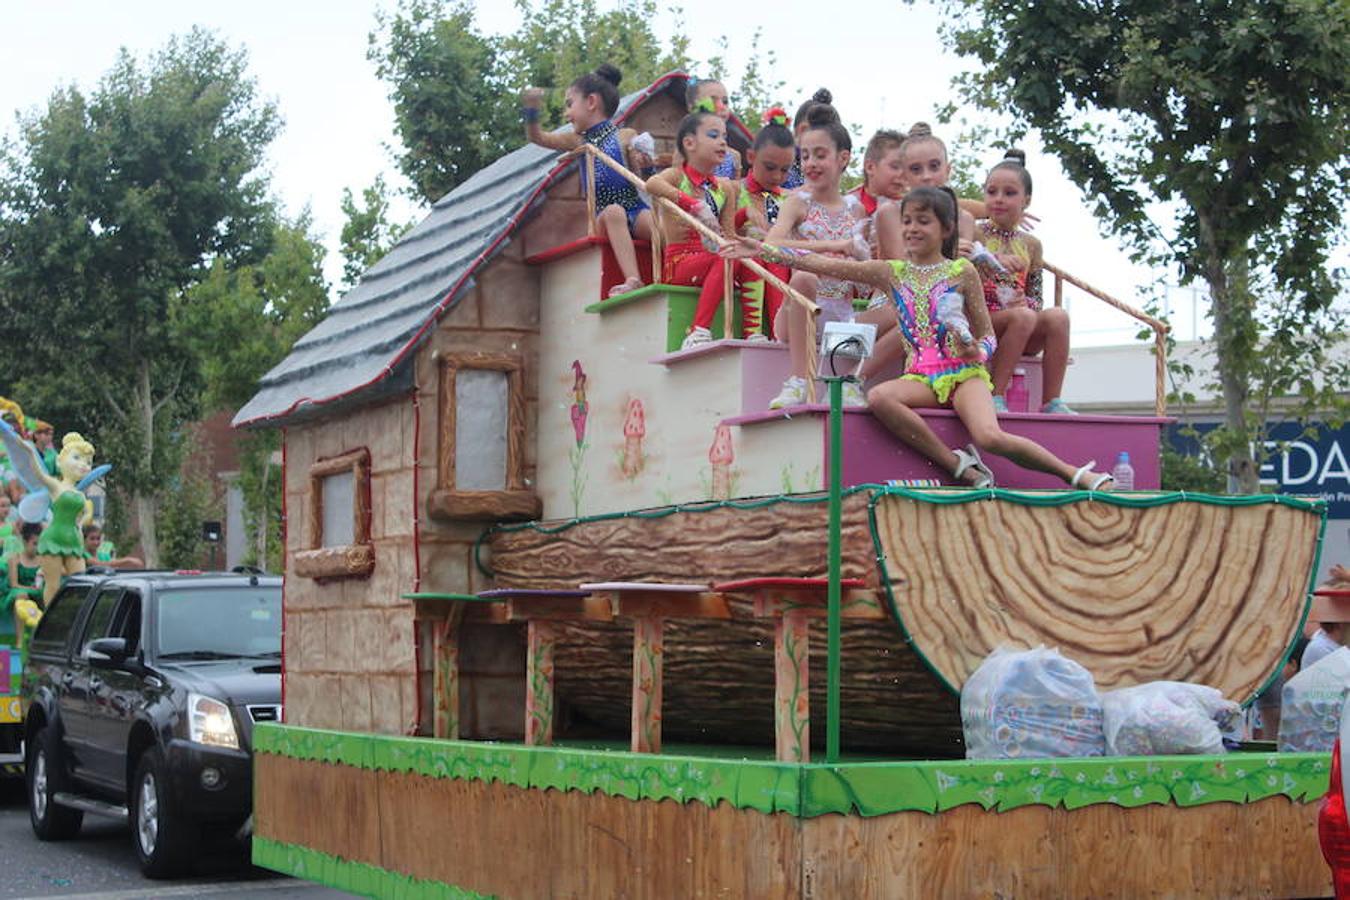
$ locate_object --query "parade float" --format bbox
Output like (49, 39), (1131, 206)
(236, 74), (1331, 897)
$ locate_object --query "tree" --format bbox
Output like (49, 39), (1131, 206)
(185, 214), (331, 570)
(339, 175), (413, 292)
(0, 29), (281, 563)
(370, 0), (693, 204)
(942, 0), (1350, 491)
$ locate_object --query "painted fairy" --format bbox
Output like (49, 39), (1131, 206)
(0, 423), (110, 605)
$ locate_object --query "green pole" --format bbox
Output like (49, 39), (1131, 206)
(826, 376), (844, 763)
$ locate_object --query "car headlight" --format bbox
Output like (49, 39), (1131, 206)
(188, 693), (239, 750)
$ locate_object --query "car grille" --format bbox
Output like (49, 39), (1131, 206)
(247, 704), (281, 723)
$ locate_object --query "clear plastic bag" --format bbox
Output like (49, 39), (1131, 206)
(1279, 646), (1350, 753)
(960, 645), (1105, 759)
(1101, 681), (1239, 756)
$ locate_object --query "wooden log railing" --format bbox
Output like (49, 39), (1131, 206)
(408, 583), (885, 762)
(1044, 261), (1170, 416)
(579, 145), (822, 401)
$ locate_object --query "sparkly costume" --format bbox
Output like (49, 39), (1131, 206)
(664, 165), (758, 337)
(729, 174), (789, 335)
(975, 222), (1043, 311)
(782, 150), (804, 190)
(714, 152), (737, 180)
(582, 120), (649, 229)
(889, 259), (996, 403)
(793, 191), (866, 324)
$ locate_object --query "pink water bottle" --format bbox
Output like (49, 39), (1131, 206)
(1007, 367), (1029, 413)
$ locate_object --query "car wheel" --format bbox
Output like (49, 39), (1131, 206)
(131, 748), (197, 878)
(27, 727), (83, 840)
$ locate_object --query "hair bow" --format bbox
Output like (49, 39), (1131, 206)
(692, 96), (717, 115)
(762, 106), (789, 127)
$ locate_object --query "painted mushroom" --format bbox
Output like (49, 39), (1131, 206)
(621, 397), (646, 478)
(708, 424), (734, 500)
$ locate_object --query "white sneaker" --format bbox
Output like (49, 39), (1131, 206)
(680, 326), (713, 350)
(744, 332), (770, 343)
(769, 376), (808, 410)
(842, 381), (866, 407)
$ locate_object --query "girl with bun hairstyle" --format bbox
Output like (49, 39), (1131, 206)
(780, 88), (837, 190)
(722, 187), (1112, 490)
(975, 150), (1074, 414)
(759, 103), (870, 407)
(730, 109), (797, 337)
(522, 64), (655, 297)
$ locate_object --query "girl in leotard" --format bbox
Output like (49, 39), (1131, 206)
(522, 65), (654, 298)
(723, 187), (1112, 491)
(4, 523), (42, 639)
(762, 105), (869, 409)
(645, 111), (744, 334)
(781, 89), (836, 190)
(975, 150), (1074, 414)
(681, 110), (796, 345)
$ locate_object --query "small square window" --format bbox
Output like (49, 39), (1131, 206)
(295, 449), (374, 580)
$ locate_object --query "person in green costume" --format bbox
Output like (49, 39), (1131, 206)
(30, 432), (97, 605)
(5, 523), (43, 641)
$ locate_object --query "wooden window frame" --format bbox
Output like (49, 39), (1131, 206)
(429, 352), (541, 522)
(294, 448), (375, 580)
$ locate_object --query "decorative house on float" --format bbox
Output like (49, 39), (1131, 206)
(236, 73), (1332, 898)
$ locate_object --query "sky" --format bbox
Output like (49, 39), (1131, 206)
(0, 0), (1200, 345)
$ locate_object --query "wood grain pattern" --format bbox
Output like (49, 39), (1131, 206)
(872, 494), (1321, 699)
(488, 494), (878, 589)
(256, 755), (1327, 899)
(549, 599), (962, 756)
(293, 544), (375, 580)
(802, 793), (1326, 899)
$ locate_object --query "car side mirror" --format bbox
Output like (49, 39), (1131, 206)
(87, 637), (128, 669)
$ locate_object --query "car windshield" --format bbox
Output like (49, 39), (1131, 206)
(155, 586), (282, 659)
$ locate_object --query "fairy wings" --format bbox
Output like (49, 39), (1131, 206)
(0, 419), (111, 523)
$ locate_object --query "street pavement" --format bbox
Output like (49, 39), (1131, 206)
(0, 780), (357, 899)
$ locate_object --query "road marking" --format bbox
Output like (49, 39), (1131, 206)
(43, 878), (311, 899)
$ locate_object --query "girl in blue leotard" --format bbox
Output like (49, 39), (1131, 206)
(522, 64), (654, 298)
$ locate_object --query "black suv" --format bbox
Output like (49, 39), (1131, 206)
(21, 570), (282, 877)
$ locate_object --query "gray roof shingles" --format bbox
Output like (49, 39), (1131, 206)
(234, 72), (689, 428)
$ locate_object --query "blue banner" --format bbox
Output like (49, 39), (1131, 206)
(1168, 421), (1350, 519)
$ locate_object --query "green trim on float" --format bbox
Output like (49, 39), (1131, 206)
(582, 282), (697, 314)
(255, 725), (1330, 817)
(253, 837), (494, 899)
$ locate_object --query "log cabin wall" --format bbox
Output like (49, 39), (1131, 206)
(413, 240), (542, 739)
(281, 397), (420, 734)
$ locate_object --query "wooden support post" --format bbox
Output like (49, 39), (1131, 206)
(651, 205), (665, 281)
(525, 620), (557, 746)
(775, 609), (810, 763)
(432, 605), (466, 739)
(630, 617), (664, 753)
(585, 158), (598, 238)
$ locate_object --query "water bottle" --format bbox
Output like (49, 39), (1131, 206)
(1007, 367), (1029, 413)
(1112, 451), (1135, 491)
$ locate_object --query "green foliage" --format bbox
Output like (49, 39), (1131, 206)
(369, 0), (517, 204)
(237, 431), (284, 572)
(0, 29), (284, 562)
(1159, 441), (1227, 494)
(339, 175), (413, 292)
(157, 447), (217, 570)
(942, 0), (1350, 491)
(703, 30), (785, 126)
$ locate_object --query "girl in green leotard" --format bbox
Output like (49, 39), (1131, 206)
(5, 523), (43, 640)
(33, 433), (97, 605)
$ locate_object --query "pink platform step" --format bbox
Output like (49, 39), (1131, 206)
(723, 405), (1169, 491)
(652, 340), (792, 414)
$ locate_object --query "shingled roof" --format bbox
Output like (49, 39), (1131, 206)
(234, 71), (748, 429)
